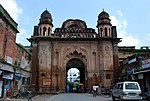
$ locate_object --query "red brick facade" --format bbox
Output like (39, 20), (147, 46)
(0, 5), (32, 97)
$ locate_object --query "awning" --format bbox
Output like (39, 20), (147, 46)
(134, 69), (150, 74)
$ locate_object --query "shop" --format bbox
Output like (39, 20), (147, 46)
(0, 70), (3, 97)
(2, 72), (13, 97)
(0, 63), (14, 97)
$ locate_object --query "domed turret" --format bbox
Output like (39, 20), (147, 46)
(98, 11), (109, 19)
(38, 9), (53, 36)
(39, 9), (53, 26)
(97, 10), (112, 38)
(97, 10), (111, 26)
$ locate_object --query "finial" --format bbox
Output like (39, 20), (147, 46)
(102, 8), (104, 11)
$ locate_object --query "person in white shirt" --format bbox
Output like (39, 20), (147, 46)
(92, 84), (98, 97)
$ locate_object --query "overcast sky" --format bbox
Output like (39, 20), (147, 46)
(1, 0), (150, 49)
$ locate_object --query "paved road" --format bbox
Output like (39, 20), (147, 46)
(1, 93), (146, 101)
(39, 93), (112, 101)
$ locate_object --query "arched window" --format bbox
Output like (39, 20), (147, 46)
(105, 27), (107, 36)
(48, 27), (50, 36)
(40, 27), (41, 35)
(92, 52), (96, 69)
(109, 28), (111, 37)
(100, 28), (103, 37)
(43, 27), (46, 36)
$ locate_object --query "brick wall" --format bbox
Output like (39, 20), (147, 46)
(5, 28), (17, 58)
(0, 25), (5, 59)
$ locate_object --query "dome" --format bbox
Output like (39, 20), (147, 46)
(97, 10), (111, 27)
(98, 10), (109, 19)
(62, 19), (87, 29)
(39, 9), (53, 25)
(41, 10), (52, 19)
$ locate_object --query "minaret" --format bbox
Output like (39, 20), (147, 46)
(97, 10), (112, 37)
(38, 9), (53, 36)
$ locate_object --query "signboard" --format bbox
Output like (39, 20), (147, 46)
(141, 59), (150, 69)
(138, 74), (143, 79)
(2, 72), (13, 80)
(128, 58), (136, 64)
(0, 63), (14, 72)
(127, 69), (134, 75)
(43, 79), (50, 86)
(5, 56), (13, 64)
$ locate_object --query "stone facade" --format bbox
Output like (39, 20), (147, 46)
(29, 10), (121, 93)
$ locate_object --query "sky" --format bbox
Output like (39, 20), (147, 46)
(0, 0), (150, 49)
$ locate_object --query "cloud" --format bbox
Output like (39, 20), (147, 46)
(110, 10), (140, 47)
(117, 10), (123, 17)
(16, 28), (30, 46)
(0, 0), (23, 21)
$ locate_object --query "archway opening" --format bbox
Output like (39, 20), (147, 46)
(66, 58), (85, 93)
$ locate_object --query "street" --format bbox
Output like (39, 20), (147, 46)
(32, 93), (112, 101)
(1, 93), (147, 101)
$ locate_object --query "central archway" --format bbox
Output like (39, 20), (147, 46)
(66, 58), (85, 93)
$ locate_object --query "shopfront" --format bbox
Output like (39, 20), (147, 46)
(2, 72), (13, 97)
(133, 58), (150, 92)
(0, 70), (3, 97)
(0, 63), (14, 97)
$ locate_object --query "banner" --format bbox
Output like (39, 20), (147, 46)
(141, 59), (150, 69)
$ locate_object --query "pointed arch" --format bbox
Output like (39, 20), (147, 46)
(40, 27), (42, 35)
(109, 28), (111, 37)
(43, 27), (46, 36)
(48, 27), (51, 36)
(105, 27), (107, 37)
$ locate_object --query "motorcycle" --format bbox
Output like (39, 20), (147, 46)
(15, 89), (32, 101)
(144, 92), (150, 101)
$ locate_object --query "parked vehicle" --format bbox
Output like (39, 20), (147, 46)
(144, 92), (150, 101)
(112, 81), (142, 101)
(15, 89), (32, 101)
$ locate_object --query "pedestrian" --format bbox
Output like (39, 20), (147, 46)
(97, 85), (102, 96)
(92, 84), (97, 97)
(108, 84), (113, 97)
(66, 84), (70, 93)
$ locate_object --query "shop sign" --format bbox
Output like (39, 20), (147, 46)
(134, 66), (142, 71)
(5, 56), (13, 64)
(0, 70), (2, 75)
(127, 69), (134, 75)
(141, 59), (150, 69)
(2, 72), (13, 80)
(138, 74), (143, 79)
(128, 58), (136, 64)
(0, 63), (14, 72)
(15, 73), (23, 77)
(14, 74), (23, 81)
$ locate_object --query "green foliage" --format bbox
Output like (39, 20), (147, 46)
(77, 76), (80, 79)
(67, 81), (74, 85)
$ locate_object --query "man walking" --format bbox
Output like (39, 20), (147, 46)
(92, 84), (98, 97)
